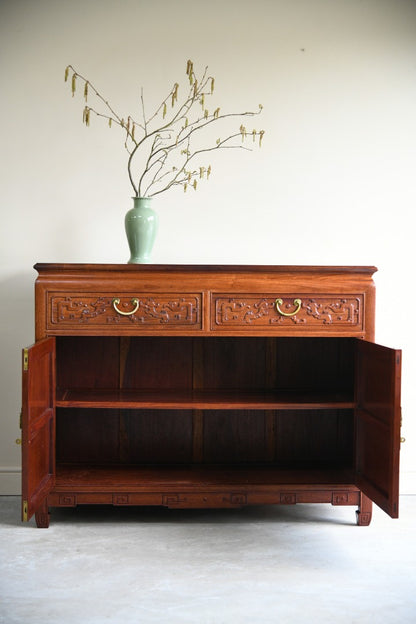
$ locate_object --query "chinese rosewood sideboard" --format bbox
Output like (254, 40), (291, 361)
(21, 264), (401, 527)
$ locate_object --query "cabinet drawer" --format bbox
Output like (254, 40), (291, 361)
(47, 292), (202, 331)
(211, 294), (363, 332)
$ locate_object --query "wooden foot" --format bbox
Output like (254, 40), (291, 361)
(35, 498), (50, 528)
(356, 492), (372, 526)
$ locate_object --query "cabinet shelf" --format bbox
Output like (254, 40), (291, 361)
(56, 388), (355, 410)
(49, 464), (360, 510)
(55, 464), (356, 489)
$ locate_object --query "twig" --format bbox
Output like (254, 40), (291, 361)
(65, 60), (264, 198)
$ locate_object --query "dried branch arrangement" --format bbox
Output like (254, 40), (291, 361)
(65, 60), (264, 197)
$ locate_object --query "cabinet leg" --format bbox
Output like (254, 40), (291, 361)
(356, 493), (372, 526)
(35, 498), (50, 528)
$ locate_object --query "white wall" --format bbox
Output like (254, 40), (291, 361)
(1, 0), (415, 493)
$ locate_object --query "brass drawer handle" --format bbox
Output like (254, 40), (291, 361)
(275, 298), (302, 317)
(112, 297), (139, 316)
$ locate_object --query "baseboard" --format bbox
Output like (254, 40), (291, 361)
(1, 469), (415, 497)
(0, 468), (21, 495)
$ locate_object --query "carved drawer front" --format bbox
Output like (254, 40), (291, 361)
(48, 292), (202, 330)
(212, 293), (363, 332)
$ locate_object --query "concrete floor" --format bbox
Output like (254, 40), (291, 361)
(0, 496), (415, 624)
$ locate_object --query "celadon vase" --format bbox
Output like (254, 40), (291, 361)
(124, 197), (158, 264)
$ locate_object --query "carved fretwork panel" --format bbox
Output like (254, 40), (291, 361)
(48, 293), (201, 329)
(161, 492), (248, 508)
(212, 294), (363, 331)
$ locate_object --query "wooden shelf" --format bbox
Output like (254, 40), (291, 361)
(55, 464), (356, 489)
(56, 388), (355, 410)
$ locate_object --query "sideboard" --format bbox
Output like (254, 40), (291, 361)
(21, 264), (402, 527)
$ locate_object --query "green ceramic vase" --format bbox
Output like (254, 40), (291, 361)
(124, 197), (158, 264)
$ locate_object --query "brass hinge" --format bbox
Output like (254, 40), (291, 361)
(22, 500), (28, 522)
(23, 348), (29, 371)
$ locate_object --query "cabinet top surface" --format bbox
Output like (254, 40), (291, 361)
(34, 263), (378, 275)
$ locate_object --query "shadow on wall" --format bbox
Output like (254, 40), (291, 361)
(0, 271), (35, 344)
(0, 271), (36, 453)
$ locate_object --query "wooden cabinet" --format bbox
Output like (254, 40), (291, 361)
(21, 264), (401, 527)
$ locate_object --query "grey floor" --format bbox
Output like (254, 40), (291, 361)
(0, 496), (415, 624)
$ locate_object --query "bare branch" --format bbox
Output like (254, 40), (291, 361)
(64, 61), (264, 198)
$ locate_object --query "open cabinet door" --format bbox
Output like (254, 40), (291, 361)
(21, 337), (56, 522)
(355, 340), (401, 518)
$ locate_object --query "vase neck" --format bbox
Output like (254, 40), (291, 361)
(132, 197), (152, 209)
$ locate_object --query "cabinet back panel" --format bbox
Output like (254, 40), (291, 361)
(202, 410), (268, 463)
(274, 338), (354, 392)
(121, 338), (194, 390)
(275, 409), (354, 465)
(56, 337), (355, 394)
(56, 408), (193, 465)
(119, 409), (193, 463)
(56, 337), (120, 389)
(194, 338), (269, 390)
(56, 408), (353, 468)
(56, 408), (120, 463)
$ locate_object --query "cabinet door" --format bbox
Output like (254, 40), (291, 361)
(21, 338), (56, 521)
(355, 340), (401, 518)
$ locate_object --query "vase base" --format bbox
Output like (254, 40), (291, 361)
(127, 257), (151, 264)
